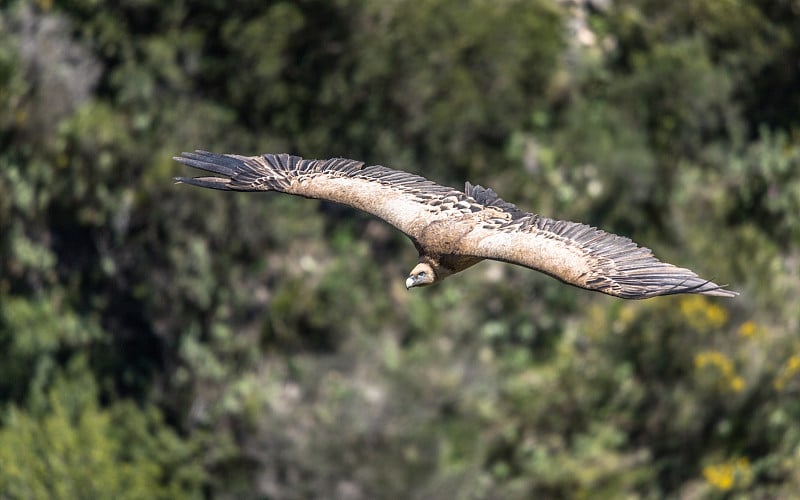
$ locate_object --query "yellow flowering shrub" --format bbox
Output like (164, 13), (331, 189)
(694, 350), (745, 393)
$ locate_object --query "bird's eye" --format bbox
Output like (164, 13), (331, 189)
(417, 271), (427, 278)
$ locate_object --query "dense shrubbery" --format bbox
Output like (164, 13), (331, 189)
(1, 0), (799, 497)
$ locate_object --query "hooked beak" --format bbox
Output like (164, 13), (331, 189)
(405, 276), (415, 289)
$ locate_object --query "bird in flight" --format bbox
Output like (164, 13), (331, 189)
(174, 151), (737, 299)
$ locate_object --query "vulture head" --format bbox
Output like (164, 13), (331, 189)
(406, 262), (437, 289)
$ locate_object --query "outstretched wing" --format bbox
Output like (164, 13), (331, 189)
(459, 184), (737, 299)
(173, 150), (471, 243)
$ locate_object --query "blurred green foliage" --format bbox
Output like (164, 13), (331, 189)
(1, 0), (799, 498)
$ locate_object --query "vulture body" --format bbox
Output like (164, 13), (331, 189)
(174, 151), (737, 299)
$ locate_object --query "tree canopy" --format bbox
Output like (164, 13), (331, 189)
(1, 0), (799, 497)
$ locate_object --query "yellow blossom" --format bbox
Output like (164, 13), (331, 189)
(680, 295), (728, 332)
(695, 351), (735, 378)
(737, 320), (758, 338)
(703, 457), (750, 491)
(695, 350), (744, 393)
(618, 305), (636, 326)
(774, 354), (800, 391)
(705, 304), (728, 327)
(703, 464), (733, 491)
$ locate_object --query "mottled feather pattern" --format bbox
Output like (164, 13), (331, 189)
(464, 182), (530, 219)
(174, 151), (737, 299)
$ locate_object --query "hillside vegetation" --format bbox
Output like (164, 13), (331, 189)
(1, 0), (799, 498)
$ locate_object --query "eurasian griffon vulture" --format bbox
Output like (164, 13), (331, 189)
(174, 151), (736, 299)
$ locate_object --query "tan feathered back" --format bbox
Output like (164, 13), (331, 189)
(174, 151), (737, 299)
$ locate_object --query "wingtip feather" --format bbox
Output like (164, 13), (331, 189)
(173, 176), (233, 190)
(698, 286), (739, 298)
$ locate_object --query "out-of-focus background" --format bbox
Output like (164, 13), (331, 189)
(1, 0), (798, 498)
